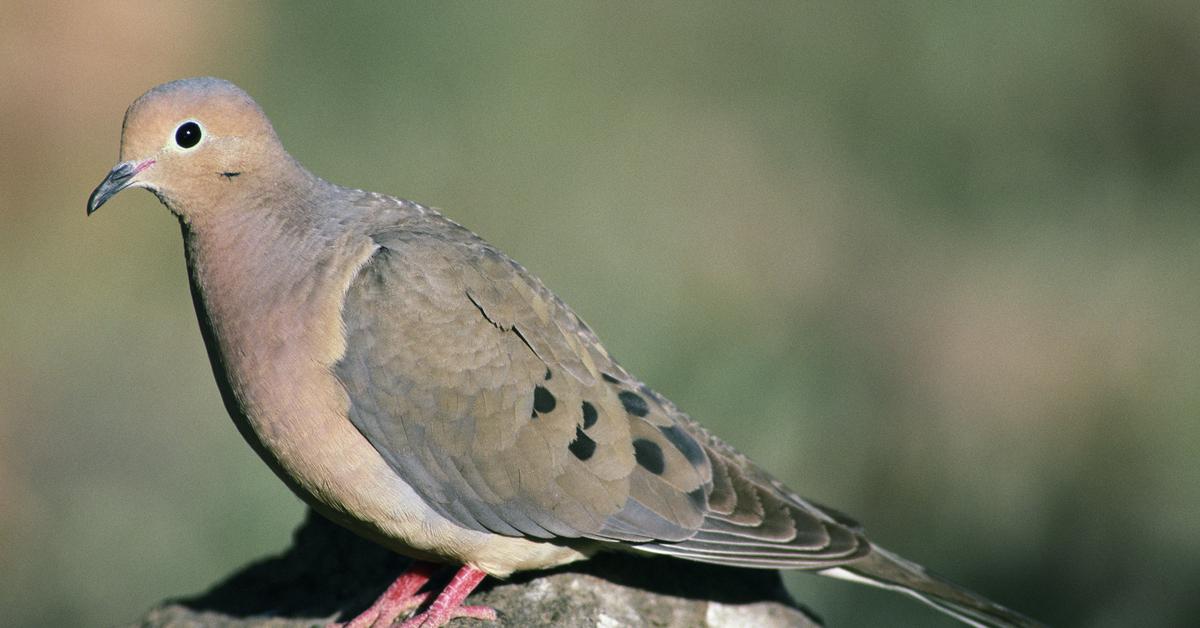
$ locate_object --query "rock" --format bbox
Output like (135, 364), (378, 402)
(132, 510), (820, 627)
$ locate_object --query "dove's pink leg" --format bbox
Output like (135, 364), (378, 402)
(400, 564), (495, 627)
(333, 561), (437, 628)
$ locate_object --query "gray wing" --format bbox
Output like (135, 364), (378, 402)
(335, 215), (867, 567)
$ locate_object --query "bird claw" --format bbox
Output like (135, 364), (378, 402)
(331, 562), (494, 627)
(327, 591), (430, 627)
(399, 604), (497, 627)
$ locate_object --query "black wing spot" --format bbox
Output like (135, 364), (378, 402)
(533, 385), (557, 413)
(601, 372), (620, 384)
(219, 171), (241, 179)
(544, 368), (552, 380)
(581, 401), (598, 429)
(659, 424), (707, 467)
(618, 391), (649, 417)
(633, 438), (665, 475)
(568, 426), (597, 461)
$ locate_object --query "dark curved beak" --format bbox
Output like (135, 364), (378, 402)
(87, 159), (154, 215)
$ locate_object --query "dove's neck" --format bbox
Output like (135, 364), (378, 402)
(174, 182), (429, 542)
(183, 177), (341, 333)
(177, 177), (379, 444)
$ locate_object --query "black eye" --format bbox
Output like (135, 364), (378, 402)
(174, 121), (202, 149)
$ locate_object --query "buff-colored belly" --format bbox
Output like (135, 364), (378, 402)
(194, 232), (590, 577)
(246, 370), (592, 576)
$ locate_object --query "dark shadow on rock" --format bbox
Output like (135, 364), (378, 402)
(139, 509), (820, 627)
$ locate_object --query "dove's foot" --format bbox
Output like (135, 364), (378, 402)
(331, 561), (438, 628)
(399, 564), (495, 627)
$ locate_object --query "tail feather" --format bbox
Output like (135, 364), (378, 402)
(820, 546), (1042, 628)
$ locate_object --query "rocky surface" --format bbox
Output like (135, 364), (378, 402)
(132, 510), (819, 627)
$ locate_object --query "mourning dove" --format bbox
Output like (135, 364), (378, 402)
(88, 78), (1038, 628)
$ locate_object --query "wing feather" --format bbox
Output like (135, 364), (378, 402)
(334, 215), (869, 570)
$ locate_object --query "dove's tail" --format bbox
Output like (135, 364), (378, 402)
(819, 546), (1042, 628)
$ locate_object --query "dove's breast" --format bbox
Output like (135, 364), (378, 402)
(179, 216), (589, 576)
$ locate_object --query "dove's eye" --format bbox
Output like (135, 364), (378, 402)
(174, 121), (202, 149)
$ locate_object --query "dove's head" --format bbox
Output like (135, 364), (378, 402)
(87, 77), (293, 219)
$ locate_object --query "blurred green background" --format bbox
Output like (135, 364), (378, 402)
(3, 2), (1199, 626)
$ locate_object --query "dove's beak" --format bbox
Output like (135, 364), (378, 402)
(87, 159), (155, 215)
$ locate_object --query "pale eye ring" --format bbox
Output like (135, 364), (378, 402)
(174, 121), (202, 149)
